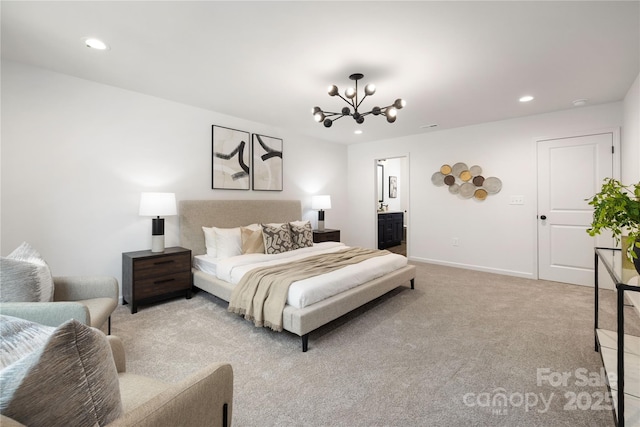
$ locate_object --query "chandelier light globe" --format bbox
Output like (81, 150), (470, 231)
(345, 87), (356, 99)
(364, 83), (376, 96)
(312, 73), (404, 128)
(394, 98), (406, 109)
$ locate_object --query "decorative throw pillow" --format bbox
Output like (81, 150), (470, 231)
(0, 242), (54, 302)
(289, 221), (313, 250)
(241, 226), (265, 254)
(262, 223), (294, 254)
(202, 226), (217, 257)
(0, 319), (123, 427)
(214, 227), (242, 259)
(0, 315), (55, 370)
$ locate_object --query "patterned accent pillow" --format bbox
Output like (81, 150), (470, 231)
(262, 223), (294, 254)
(0, 319), (123, 427)
(0, 315), (55, 370)
(289, 221), (313, 250)
(241, 226), (265, 254)
(0, 242), (54, 302)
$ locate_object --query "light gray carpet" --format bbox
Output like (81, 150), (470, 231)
(109, 262), (640, 426)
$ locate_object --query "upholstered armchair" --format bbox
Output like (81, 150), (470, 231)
(0, 276), (119, 334)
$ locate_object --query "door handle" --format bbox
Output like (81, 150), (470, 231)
(540, 215), (547, 220)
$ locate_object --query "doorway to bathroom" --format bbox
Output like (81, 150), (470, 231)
(376, 156), (408, 257)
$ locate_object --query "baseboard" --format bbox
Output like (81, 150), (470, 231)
(408, 256), (534, 280)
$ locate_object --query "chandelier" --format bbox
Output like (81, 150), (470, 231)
(312, 73), (406, 128)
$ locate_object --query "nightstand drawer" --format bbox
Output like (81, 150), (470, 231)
(313, 229), (340, 243)
(133, 253), (191, 279)
(135, 271), (192, 300)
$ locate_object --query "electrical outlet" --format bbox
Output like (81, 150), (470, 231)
(510, 195), (525, 205)
(453, 237), (459, 246)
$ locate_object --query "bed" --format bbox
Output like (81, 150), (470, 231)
(179, 199), (416, 351)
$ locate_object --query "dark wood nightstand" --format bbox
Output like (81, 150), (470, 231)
(312, 229), (340, 243)
(122, 246), (192, 314)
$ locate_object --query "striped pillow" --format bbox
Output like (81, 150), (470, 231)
(0, 242), (54, 302)
(0, 319), (123, 426)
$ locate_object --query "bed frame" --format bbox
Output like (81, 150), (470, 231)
(179, 199), (416, 351)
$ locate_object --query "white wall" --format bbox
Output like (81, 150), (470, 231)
(347, 103), (623, 278)
(1, 61), (348, 294)
(622, 72), (640, 311)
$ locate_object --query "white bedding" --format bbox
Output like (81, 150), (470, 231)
(193, 242), (407, 309)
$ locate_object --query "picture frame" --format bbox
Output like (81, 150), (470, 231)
(389, 176), (398, 198)
(252, 133), (283, 191)
(212, 125), (250, 190)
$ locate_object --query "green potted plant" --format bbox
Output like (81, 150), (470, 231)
(587, 178), (640, 273)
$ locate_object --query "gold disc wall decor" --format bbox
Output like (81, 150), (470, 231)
(431, 161), (502, 201)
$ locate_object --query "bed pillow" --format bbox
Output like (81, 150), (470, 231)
(0, 319), (123, 427)
(289, 220), (314, 250)
(214, 227), (242, 259)
(0, 242), (54, 303)
(0, 315), (55, 370)
(241, 225), (265, 254)
(262, 223), (294, 254)
(202, 226), (217, 257)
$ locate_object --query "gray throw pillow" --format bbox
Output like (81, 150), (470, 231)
(0, 315), (55, 370)
(0, 319), (123, 426)
(0, 242), (54, 302)
(262, 223), (294, 254)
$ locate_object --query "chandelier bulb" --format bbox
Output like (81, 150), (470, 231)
(386, 114), (397, 124)
(394, 98), (406, 109)
(345, 87), (356, 99)
(386, 107), (398, 119)
(372, 106), (382, 115)
(356, 116), (365, 124)
(365, 84), (376, 96)
(323, 118), (333, 128)
(342, 106), (351, 115)
(328, 85), (339, 96)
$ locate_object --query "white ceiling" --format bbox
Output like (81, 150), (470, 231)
(2, 1), (639, 144)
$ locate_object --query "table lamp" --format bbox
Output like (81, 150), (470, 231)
(311, 195), (332, 231)
(139, 192), (177, 252)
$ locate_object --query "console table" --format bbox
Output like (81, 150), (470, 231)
(594, 247), (640, 427)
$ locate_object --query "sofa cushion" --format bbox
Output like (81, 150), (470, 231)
(0, 242), (54, 303)
(0, 315), (55, 370)
(0, 319), (123, 426)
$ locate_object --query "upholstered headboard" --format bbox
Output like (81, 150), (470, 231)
(179, 199), (302, 257)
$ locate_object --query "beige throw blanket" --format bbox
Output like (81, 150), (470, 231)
(228, 247), (390, 331)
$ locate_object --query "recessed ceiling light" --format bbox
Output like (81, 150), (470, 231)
(354, 130), (363, 135)
(519, 95), (534, 103)
(572, 99), (588, 107)
(83, 38), (109, 50)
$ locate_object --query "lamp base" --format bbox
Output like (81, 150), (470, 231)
(151, 235), (165, 253)
(317, 220), (325, 231)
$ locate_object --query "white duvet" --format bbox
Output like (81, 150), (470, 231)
(194, 242), (407, 309)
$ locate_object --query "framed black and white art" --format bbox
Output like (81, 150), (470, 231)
(212, 125), (250, 190)
(252, 133), (283, 191)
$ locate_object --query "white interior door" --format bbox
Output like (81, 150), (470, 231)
(537, 131), (616, 286)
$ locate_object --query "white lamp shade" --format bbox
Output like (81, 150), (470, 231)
(311, 195), (332, 210)
(139, 192), (177, 216)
